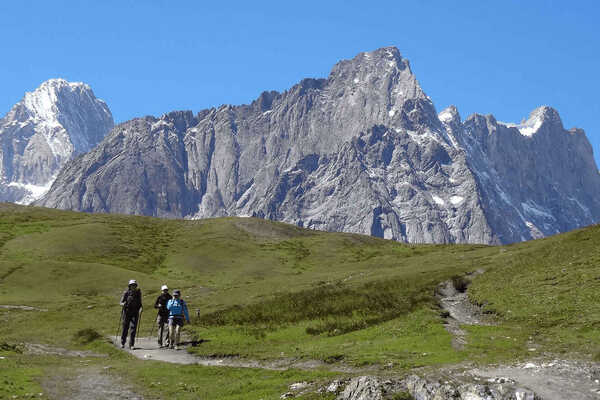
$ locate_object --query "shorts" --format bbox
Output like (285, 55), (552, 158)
(156, 314), (169, 324)
(169, 316), (184, 326)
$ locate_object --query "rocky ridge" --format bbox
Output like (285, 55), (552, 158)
(36, 48), (600, 244)
(0, 78), (113, 203)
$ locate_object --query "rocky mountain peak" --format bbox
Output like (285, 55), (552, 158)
(354, 46), (408, 71)
(0, 78), (113, 203)
(18, 79), (92, 118)
(525, 105), (563, 131)
(439, 105), (461, 125)
(496, 106), (564, 137)
(328, 46), (424, 101)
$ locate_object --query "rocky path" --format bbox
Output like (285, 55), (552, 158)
(473, 360), (600, 400)
(436, 271), (491, 350)
(111, 336), (371, 373)
(22, 343), (143, 400)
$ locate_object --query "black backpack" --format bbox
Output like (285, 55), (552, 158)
(124, 289), (142, 312)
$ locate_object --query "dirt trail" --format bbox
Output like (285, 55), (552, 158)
(25, 343), (106, 358)
(0, 304), (47, 311)
(42, 367), (143, 400)
(111, 336), (372, 373)
(437, 270), (491, 350)
(26, 343), (141, 400)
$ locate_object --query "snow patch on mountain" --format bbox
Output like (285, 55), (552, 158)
(432, 195), (445, 206)
(450, 195), (464, 205)
(8, 177), (56, 205)
(498, 106), (555, 137)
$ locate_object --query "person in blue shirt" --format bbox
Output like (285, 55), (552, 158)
(166, 289), (190, 349)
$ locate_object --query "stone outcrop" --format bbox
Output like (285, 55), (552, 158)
(327, 375), (540, 400)
(405, 375), (539, 400)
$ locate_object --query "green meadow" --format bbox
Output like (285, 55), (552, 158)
(0, 203), (598, 399)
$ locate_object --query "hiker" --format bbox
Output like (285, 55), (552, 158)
(154, 284), (172, 347)
(166, 289), (190, 349)
(119, 279), (143, 349)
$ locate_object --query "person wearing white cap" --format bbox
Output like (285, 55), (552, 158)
(153, 284), (172, 347)
(119, 279), (143, 349)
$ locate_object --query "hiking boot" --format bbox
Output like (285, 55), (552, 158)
(169, 344), (174, 349)
(128, 343), (133, 350)
(121, 343), (125, 349)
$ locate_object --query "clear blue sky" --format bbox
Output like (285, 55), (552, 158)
(2, 1), (599, 163)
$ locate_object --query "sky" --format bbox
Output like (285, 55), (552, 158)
(2, 1), (599, 162)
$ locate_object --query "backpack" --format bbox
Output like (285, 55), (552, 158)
(168, 298), (186, 317)
(123, 289), (142, 313)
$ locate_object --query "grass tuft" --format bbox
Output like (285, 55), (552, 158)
(73, 328), (102, 344)
(451, 275), (470, 293)
(0, 341), (24, 353)
(391, 392), (415, 400)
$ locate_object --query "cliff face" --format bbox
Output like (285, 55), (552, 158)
(442, 105), (600, 243)
(0, 79), (114, 204)
(36, 48), (600, 244)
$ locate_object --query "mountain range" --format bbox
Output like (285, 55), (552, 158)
(1, 47), (598, 244)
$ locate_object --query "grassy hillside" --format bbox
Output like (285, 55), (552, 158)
(0, 203), (598, 399)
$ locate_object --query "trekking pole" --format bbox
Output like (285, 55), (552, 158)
(149, 313), (156, 337)
(115, 307), (124, 344)
(136, 308), (143, 339)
